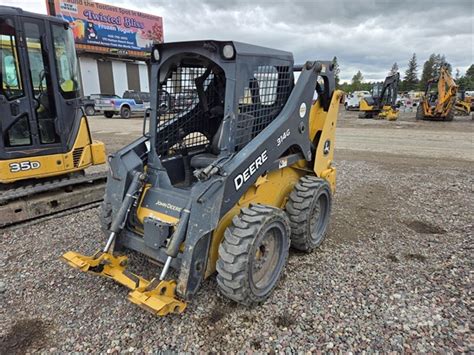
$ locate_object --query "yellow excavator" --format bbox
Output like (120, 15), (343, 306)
(0, 6), (106, 227)
(359, 73), (399, 121)
(416, 66), (457, 121)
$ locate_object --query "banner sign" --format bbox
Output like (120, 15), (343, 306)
(47, 0), (163, 52)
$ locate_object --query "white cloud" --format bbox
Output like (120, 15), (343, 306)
(2, 0), (472, 81)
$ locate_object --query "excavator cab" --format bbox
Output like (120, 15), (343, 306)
(359, 72), (399, 121)
(0, 6), (105, 184)
(0, 6), (106, 227)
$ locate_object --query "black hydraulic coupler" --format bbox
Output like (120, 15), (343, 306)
(104, 171), (146, 253)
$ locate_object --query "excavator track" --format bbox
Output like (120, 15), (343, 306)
(0, 172), (107, 228)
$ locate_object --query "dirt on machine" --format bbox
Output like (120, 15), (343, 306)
(64, 40), (343, 316)
(0, 7), (106, 228)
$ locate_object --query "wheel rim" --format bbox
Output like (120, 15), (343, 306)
(249, 222), (286, 297)
(309, 192), (329, 244)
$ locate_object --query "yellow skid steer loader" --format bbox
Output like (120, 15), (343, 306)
(64, 40), (342, 316)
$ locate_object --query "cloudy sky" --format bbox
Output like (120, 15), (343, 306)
(5, 0), (474, 82)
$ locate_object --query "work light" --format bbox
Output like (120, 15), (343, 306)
(222, 44), (235, 59)
(153, 48), (160, 62)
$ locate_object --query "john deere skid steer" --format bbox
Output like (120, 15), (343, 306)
(64, 40), (342, 316)
(359, 73), (399, 121)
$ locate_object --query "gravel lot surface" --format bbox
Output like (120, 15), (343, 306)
(1, 110), (472, 352)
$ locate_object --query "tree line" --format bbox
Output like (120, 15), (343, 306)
(332, 55), (474, 93)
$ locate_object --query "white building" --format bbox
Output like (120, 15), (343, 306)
(78, 56), (150, 97)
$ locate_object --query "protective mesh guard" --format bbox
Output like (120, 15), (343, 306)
(236, 65), (292, 150)
(156, 66), (223, 156)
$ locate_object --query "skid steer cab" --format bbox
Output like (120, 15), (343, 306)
(359, 73), (400, 121)
(64, 40), (343, 316)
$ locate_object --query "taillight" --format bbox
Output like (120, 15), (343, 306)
(110, 100), (115, 104)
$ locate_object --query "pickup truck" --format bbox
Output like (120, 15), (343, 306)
(344, 91), (371, 110)
(94, 91), (151, 119)
(82, 93), (120, 116)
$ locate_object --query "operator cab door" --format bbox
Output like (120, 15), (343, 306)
(0, 15), (40, 155)
(21, 17), (61, 149)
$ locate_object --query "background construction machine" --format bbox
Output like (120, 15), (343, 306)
(64, 40), (342, 316)
(0, 6), (106, 227)
(359, 73), (400, 120)
(454, 90), (471, 116)
(416, 66), (457, 121)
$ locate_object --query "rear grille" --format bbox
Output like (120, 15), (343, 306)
(72, 147), (84, 167)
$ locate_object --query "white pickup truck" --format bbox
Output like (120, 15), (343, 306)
(344, 91), (371, 110)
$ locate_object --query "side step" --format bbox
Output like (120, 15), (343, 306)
(0, 174), (106, 228)
(62, 251), (186, 316)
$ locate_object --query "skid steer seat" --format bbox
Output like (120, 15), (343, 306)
(190, 107), (223, 169)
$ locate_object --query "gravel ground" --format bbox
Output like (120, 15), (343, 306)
(1, 113), (473, 352)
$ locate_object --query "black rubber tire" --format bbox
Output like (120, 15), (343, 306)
(99, 196), (112, 237)
(84, 105), (95, 116)
(104, 111), (114, 118)
(120, 106), (131, 119)
(444, 108), (454, 121)
(216, 204), (290, 305)
(415, 105), (424, 120)
(285, 175), (332, 252)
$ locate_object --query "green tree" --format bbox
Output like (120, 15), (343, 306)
(435, 54), (452, 75)
(458, 64), (474, 90)
(403, 53), (419, 91)
(455, 68), (461, 80)
(339, 82), (351, 93)
(419, 53), (453, 90)
(466, 64), (474, 78)
(351, 70), (364, 91)
(419, 54), (436, 90)
(332, 56), (340, 88)
(390, 62), (399, 75)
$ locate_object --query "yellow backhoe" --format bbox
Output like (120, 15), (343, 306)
(416, 66), (457, 121)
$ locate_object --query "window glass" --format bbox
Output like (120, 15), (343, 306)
(0, 17), (23, 99)
(6, 115), (31, 146)
(25, 21), (59, 144)
(52, 24), (80, 95)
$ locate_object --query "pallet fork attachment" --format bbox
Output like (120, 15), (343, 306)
(63, 251), (186, 315)
(62, 170), (186, 316)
